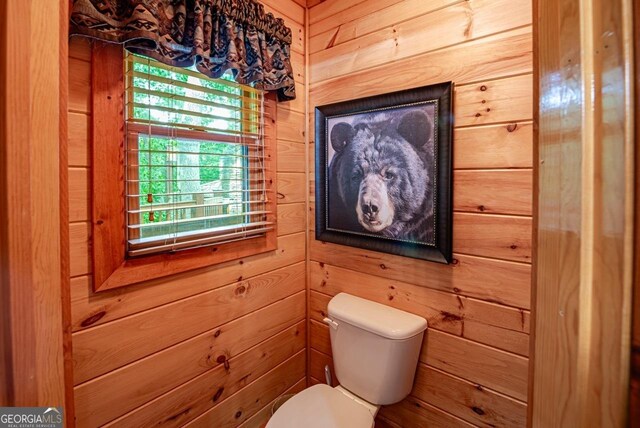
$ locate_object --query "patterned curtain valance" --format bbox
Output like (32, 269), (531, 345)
(70, 0), (296, 101)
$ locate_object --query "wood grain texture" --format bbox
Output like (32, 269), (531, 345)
(308, 75), (532, 142)
(424, 330), (529, 402)
(453, 213), (532, 263)
(76, 307), (305, 426)
(308, 263), (530, 354)
(454, 74), (533, 127)
(412, 365), (527, 427)
(277, 109), (306, 142)
(73, 264), (305, 384)
(379, 396), (475, 428)
(90, 42), (126, 290)
(58, 1), (76, 420)
(277, 140), (306, 172)
(183, 350), (306, 427)
(68, 112), (90, 167)
(309, 349), (335, 386)
(310, 300), (529, 403)
(307, 0), (326, 9)
(277, 173), (306, 203)
(310, 27), (532, 107)
(314, 322), (525, 426)
(70, 234), (305, 331)
(69, 222), (91, 277)
(310, 0), (531, 83)
(0, 0), (66, 409)
(633, 0), (640, 421)
(310, 240), (531, 308)
(279, 82), (306, 113)
(277, 203), (306, 235)
(69, 57), (90, 113)
(308, 1), (533, 425)
(531, 0), (635, 425)
(68, 168), (89, 222)
(66, 13), (309, 423)
(454, 170), (533, 216)
(237, 378), (307, 428)
(454, 122), (533, 169)
(309, 0), (451, 51)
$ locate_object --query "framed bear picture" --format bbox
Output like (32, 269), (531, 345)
(315, 82), (453, 264)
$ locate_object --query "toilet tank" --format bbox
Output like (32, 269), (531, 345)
(326, 293), (428, 405)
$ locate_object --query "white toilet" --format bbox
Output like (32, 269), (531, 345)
(267, 292), (428, 428)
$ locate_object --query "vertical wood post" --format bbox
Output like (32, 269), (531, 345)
(0, 0), (69, 420)
(531, 0), (635, 425)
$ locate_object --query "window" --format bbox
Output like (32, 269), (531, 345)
(124, 53), (271, 256)
(90, 43), (277, 292)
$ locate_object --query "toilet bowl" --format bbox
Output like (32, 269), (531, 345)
(267, 293), (428, 428)
(266, 384), (376, 428)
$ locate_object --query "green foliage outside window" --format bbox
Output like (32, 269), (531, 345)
(127, 55), (261, 238)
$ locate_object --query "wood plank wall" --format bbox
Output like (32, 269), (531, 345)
(307, 1), (533, 427)
(66, 1), (307, 426)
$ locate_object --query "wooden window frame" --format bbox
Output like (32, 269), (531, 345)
(90, 42), (277, 292)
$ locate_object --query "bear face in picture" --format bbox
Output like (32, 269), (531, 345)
(327, 107), (436, 244)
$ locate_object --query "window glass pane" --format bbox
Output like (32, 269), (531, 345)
(125, 53), (267, 255)
(135, 135), (247, 239)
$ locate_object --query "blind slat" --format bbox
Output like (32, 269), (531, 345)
(128, 210), (271, 230)
(127, 189), (272, 198)
(129, 148), (264, 159)
(127, 164), (268, 171)
(127, 123), (263, 144)
(126, 71), (262, 106)
(127, 101), (261, 128)
(129, 199), (267, 214)
(127, 86), (267, 117)
(127, 178), (264, 184)
(128, 118), (262, 136)
(128, 224), (274, 257)
(125, 56), (263, 96)
(125, 52), (269, 256)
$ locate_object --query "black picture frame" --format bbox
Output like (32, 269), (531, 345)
(315, 82), (453, 264)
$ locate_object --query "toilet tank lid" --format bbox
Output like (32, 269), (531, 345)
(328, 293), (428, 340)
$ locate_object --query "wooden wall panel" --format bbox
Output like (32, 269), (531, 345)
(309, 27), (532, 108)
(310, 240), (531, 309)
(73, 265), (305, 384)
(69, 234), (305, 331)
(184, 351), (306, 427)
(308, 1), (533, 426)
(66, 0), (308, 423)
(309, 0), (451, 52)
(309, 0), (531, 83)
(454, 123), (533, 169)
(308, 263), (530, 355)
(454, 170), (533, 216)
(238, 378), (307, 428)
(77, 309), (305, 426)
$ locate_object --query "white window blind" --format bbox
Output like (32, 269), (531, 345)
(124, 53), (272, 257)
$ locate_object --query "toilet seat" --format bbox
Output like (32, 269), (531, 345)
(266, 384), (375, 428)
